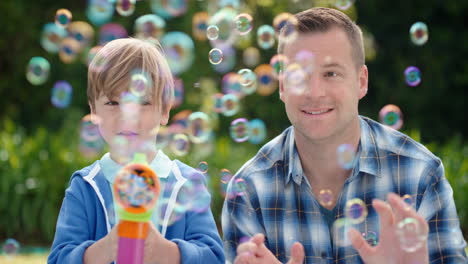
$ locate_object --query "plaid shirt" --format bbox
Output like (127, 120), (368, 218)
(222, 116), (467, 263)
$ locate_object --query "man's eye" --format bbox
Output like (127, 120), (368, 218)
(325, 71), (338, 78)
(141, 101), (152, 106)
(105, 101), (119, 106)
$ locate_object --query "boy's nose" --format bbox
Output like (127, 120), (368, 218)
(119, 102), (141, 122)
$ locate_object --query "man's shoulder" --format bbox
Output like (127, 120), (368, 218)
(361, 116), (440, 165)
(235, 127), (292, 179)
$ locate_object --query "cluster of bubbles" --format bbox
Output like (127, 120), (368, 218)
(379, 104), (404, 130)
(331, 198), (369, 247)
(115, 167), (157, 209)
(229, 118), (267, 144)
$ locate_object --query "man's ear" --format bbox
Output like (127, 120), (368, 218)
(358, 65), (369, 100)
(279, 71), (286, 102)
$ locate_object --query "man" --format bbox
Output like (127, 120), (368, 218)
(222, 7), (467, 264)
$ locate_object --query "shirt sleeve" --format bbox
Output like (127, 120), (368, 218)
(222, 175), (266, 263)
(47, 177), (97, 264)
(417, 161), (468, 263)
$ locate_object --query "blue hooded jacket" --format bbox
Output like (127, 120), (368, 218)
(48, 154), (225, 264)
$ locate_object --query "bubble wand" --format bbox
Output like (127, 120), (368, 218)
(114, 153), (160, 264)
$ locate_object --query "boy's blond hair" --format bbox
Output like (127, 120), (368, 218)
(87, 38), (174, 113)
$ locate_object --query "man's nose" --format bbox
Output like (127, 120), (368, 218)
(304, 73), (325, 98)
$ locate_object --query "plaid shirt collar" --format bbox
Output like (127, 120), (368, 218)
(284, 116), (382, 186)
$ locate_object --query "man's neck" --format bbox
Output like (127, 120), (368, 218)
(294, 118), (361, 186)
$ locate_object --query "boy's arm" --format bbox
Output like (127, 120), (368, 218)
(417, 161), (468, 263)
(48, 178), (98, 264)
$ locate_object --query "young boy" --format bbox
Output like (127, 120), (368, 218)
(48, 38), (225, 264)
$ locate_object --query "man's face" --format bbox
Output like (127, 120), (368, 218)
(279, 27), (368, 143)
(92, 91), (169, 156)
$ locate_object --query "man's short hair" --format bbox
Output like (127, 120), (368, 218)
(278, 7), (365, 68)
(87, 37), (174, 113)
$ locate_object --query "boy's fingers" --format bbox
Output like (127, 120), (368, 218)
(287, 242), (305, 264)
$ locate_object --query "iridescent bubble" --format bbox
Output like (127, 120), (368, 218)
(254, 64), (277, 96)
(345, 198), (368, 224)
(116, 0), (136, 17)
(410, 22), (429, 46)
(129, 71), (151, 98)
(41, 23), (67, 54)
(243, 47), (260, 68)
(170, 133), (190, 156)
(233, 178), (247, 196)
(80, 114), (102, 142)
(379, 104), (403, 130)
(221, 93), (240, 117)
(161, 32), (195, 75)
(208, 7), (237, 46)
(67, 21), (94, 50)
(235, 13), (253, 35)
(335, 0), (355, 10)
(86, 0), (114, 26)
(51, 81), (73, 108)
(402, 194), (414, 209)
(206, 25), (219, 40)
(294, 50), (315, 74)
(178, 179), (211, 213)
(257, 25), (275, 49)
(2, 238), (20, 255)
(150, 0), (188, 18)
(284, 63), (307, 92)
(220, 168), (233, 197)
(362, 231), (378, 247)
(247, 119), (267, 144)
(273, 13), (298, 42)
(396, 217), (427, 252)
(404, 66), (421, 87)
(187, 111), (211, 144)
(59, 37), (81, 64)
(55, 9), (72, 28)
(209, 48), (223, 65)
(332, 218), (353, 247)
(134, 14), (166, 40)
(172, 77), (184, 109)
(99, 23), (128, 45)
(318, 189), (334, 207)
(198, 161), (208, 173)
(222, 72), (242, 96)
(192, 11), (209, 41)
(337, 144), (356, 170)
(238, 69), (257, 95)
(26, 57), (50, 85)
(270, 54), (289, 79)
(230, 118), (250, 142)
(212, 45), (236, 73)
(212, 93), (224, 113)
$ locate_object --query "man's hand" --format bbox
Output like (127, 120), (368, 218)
(349, 193), (429, 264)
(234, 233), (305, 264)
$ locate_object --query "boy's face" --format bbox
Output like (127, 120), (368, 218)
(279, 27), (368, 143)
(91, 91), (169, 156)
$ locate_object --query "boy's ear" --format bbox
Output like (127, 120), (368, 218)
(88, 103), (101, 125)
(160, 107), (170, 126)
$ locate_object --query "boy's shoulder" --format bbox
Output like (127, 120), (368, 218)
(70, 160), (101, 180)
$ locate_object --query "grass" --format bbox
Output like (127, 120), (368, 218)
(0, 254), (48, 264)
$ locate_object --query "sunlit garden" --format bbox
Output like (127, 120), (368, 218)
(1, 0), (467, 262)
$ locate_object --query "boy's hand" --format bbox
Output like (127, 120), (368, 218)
(104, 224), (119, 261)
(349, 193), (429, 264)
(144, 223), (181, 264)
(234, 233), (304, 264)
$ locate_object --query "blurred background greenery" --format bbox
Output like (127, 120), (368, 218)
(0, 0), (467, 256)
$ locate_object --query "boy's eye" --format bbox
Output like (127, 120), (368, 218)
(141, 101), (152, 106)
(105, 101), (119, 106)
